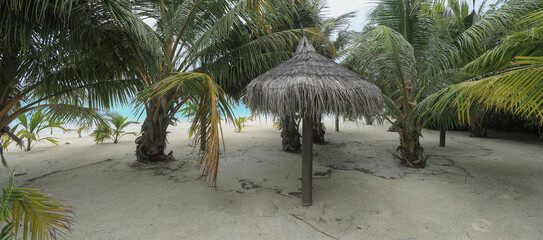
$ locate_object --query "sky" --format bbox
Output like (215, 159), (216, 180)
(325, 0), (376, 31)
(323, 0), (500, 32)
(115, 0), (502, 120)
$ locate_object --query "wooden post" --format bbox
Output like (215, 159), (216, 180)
(439, 127), (446, 147)
(301, 115), (313, 206)
(335, 114), (339, 132)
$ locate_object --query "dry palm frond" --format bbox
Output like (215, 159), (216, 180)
(137, 72), (233, 184)
(245, 35), (383, 119)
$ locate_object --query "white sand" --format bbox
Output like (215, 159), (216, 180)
(1, 118), (542, 239)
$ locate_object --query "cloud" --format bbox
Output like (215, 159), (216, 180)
(323, 0), (377, 31)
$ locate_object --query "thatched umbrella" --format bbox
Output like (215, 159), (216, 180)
(245, 30), (383, 206)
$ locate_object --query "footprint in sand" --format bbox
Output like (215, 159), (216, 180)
(471, 219), (492, 232)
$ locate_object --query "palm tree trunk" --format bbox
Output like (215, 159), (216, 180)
(26, 139), (31, 151)
(135, 105), (173, 162)
(312, 115), (325, 143)
(280, 115), (301, 152)
(469, 117), (487, 138)
(394, 122), (427, 168)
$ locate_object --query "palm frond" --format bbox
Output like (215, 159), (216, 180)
(137, 72), (233, 184)
(1, 171), (73, 240)
(346, 26), (417, 96)
(418, 59), (543, 127)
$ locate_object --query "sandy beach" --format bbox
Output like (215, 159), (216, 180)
(1, 119), (542, 240)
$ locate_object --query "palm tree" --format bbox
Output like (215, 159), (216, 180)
(92, 113), (139, 144)
(1, 1), (140, 165)
(1, 171), (73, 240)
(100, 0), (332, 183)
(11, 109), (70, 151)
(344, 0), (502, 166)
(12, 110), (68, 151)
(108, 113), (139, 144)
(417, 1), (543, 128)
(344, 0), (444, 167)
(74, 124), (93, 138)
(347, 26), (427, 167)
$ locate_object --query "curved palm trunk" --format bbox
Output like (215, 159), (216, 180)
(280, 115), (301, 152)
(0, 126), (23, 167)
(312, 115), (325, 143)
(135, 104), (174, 162)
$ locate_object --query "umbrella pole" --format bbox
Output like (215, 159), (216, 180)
(302, 115), (313, 206)
(335, 114), (339, 132)
(439, 126), (446, 147)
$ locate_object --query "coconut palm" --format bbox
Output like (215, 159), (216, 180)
(344, 0), (501, 166)
(344, 0), (444, 167)
(108, 113), (139, 144)
(92, 113), (139, 144)
(1, 1), (140, 165)
(13, 110), (68, 151)
(1, 171), (73, 240)
(74, 124), (93, 138)
(101, 0), (333, 183)
(347, 26), (427, 167)
(417, 2), (543, 127)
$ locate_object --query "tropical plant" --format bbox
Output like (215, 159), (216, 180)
(0, 134), (14, 168)
(417, 0), (543, 130)
(348, 26), (427, 167)
(344, 0), (444, 167)
(13, 110), (67, 151)
(1, 171), (74, 240)
(74, 124), (93, 138)
(0, 135), (12, 151)
(91, 124), (113, 144)
(92, 113), (138, 144)
(233, 113), (257, 133)
(96, 0), (332, 183)
(233, 117), (248, 133)
(178, 101), (199, 119)
(1, 1), (139, 165)
(312, 115), (326, 143)
(278, 115), (302, 153)
(344, 0), (502, 166)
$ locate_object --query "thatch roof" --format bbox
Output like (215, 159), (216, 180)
(245, 34), (384, 118)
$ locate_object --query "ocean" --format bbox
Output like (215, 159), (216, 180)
(110, 103), (253, 122)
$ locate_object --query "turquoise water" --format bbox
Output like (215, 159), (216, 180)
(6, 103), (252, 131)
(110, 103), (253, 122)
